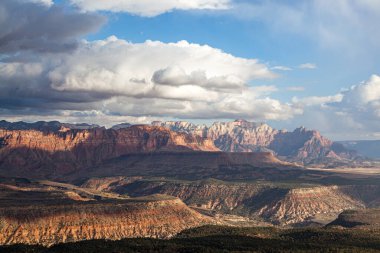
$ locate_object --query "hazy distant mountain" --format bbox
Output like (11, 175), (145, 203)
(111, 123), (132, 130)
(0, 120), (100, 131)
(338, 140), (380, 159)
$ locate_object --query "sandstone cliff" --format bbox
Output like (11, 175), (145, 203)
(0, 124), (218, 178)
(80, 151), (299, 181)
(152, 120), (357, 165)
(0, 182), (212, 246)
(91, 177), (380, 226)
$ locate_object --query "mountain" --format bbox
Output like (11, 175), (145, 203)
(111, 123), (132, 130)
(0, 124), (218, 179)
(152, 120), (357, 165)
(81, 152), (299, 181)
(0, 120), (100, 131)
(0, 180), (212, 246)
(338, 140), (380, 159)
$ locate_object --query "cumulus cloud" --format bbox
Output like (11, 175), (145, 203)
(0, 0), (106, 53)
(286, 86), (305, 92)
(25, 0), (53, 6)
(271, 66), (292, 71)
(286, 75), (380, 140)
(69, 0), (231, 17)
(48, 36), (275, 98)
(151, 66), (245, 92)
(298, 63), (317, 69)
(0, 35), (300, 123)
(292, 94), (343, 107)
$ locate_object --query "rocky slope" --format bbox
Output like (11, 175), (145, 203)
(152, 120), (357, 165)
(257, 186), (364, 225)
(0, 124), (218, 178)
(81, 152), (300, 181)
(87, 177), (380, 226)
(0, 181), (212, 246)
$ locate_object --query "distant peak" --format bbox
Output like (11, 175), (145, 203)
(234, 119), (248, 123)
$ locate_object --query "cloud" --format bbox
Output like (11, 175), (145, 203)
(151, 66), (245, 92)
(0, 0), (106, 53)
(26, 0), (53, 6)
(48, 36), (275, 98)
(286, 86), (305, 92)
(292, 94), (343, 107)
(271, 66), (292, 71)
(286, 75), (380, 140)
(69, 0), (231, 17)
(298, 63), (317, 69)
(1, 36), (300, 123)
(229, 0), (380, 59)
(103, 86), (301, 121)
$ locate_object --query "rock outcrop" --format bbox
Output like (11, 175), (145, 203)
(81, 151), (299, 181)
(95, 178), (380, 226)
(152, 120), (357, 165)
(0, 124), (218, 178)
(257, 186), (364, 225)
(0, 182), (212, 246)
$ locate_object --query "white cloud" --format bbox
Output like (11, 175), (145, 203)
(70, 0), (231, 17)
(48, 36), (275, 99)
(1, 36), (301, 123)
(342, 75), (380, 104)
(272, 66), (292, 71)
(286, 86), (305, 92)
(292, 94), (343, 107)
(25, 0), (53, 6)
(151, 66), (245, 92)
(298, 63), (317, 69)
(285, 75), (380, 140)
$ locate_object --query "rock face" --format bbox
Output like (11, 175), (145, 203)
(0, 124), (218, 178)
(0, 182), (212, 246)
(97, 178), (380, 226)
(153, 120), (356, 164)
(257, 186), (364, 225)
(81, 152), (300, 182)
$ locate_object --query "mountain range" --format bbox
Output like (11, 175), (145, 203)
(0, 119), (379, 249)
(0, 119), (367, 171)
(153, 119), (359, 165)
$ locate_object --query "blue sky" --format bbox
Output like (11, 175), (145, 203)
(1, 0), (380, 140)
(84, 0), (380, 99)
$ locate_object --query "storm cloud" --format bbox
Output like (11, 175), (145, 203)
(0, 0), (106, 53)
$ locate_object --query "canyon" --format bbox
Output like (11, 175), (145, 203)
(81, 177), (380, 226)
(0, 120), (379, 249)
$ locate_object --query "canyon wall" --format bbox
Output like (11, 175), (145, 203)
(152, 119), (357, 165)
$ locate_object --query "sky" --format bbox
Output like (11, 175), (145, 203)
(1, 0), (380, 140)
